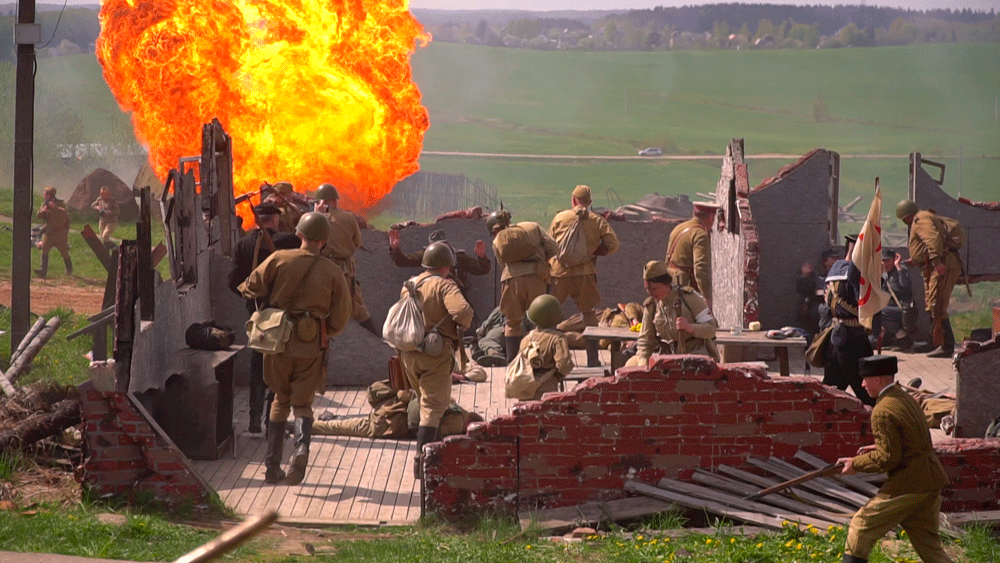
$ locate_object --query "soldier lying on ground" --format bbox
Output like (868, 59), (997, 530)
(558, 302), (643, 349)
(470, 306), (531, 367)
(312, 380), (482, 440)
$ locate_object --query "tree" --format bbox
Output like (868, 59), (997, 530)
(755, 18), (775, 41)
(475, 20), (489, 43)
(712, 20), (729, 48)
(604, 21), (617, 48)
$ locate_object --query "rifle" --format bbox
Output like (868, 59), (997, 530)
(234, 184), (274, 207)
(743, 461), (844, 501)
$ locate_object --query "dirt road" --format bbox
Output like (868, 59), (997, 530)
(0, 279), (106, 316)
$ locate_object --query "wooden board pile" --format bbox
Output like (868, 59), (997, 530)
(0, 316), (62, 397)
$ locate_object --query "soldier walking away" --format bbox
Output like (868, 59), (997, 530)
(313, 183), (380, 337)
(227, 202), (299, 434)
(837, 355), (953, 563)
(520, 294), (574, 400)
(90, 186), (119, 244)
(896, 200), (963, 358)
(35, 186), (73, 278)
(398, 242), (474, 479)
(239, 212), (352, 485)
(665, 201), (719, 307)
(487, 209), (559, 363)
(548, 185), (620, 367)
(820, 235), (875, 406)
(626, 261), (719, 367)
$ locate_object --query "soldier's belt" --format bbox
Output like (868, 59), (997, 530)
(833, 317), (862, 328)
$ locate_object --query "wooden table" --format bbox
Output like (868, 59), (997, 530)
(715, 331), (806, 377)
(582, 326), (806, 377)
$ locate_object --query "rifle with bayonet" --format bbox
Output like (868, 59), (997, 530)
(743, 461), (845, 501)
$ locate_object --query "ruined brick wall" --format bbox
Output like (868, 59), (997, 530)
(910, 153), (1000, 280)
(79, 381), (214, 507)
(748, 149), (838, 332)
(712, 141), (758, 330)
(423, 356), (1000, 520)
(423, 356), (873, 520)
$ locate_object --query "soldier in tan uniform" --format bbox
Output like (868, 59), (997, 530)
(558, 302), (643, 349)
(240, 212), (352, 485)
(266, 181), (304, 233)
(665, 201), (719, 306)
(90, 186), (119, 243)
(487, 209), (559, 363)
(838, 355), (952, 563)
(35, 186), (73, 278)
(313, 183), (380, 337)
(519, 294), (575, 399)
(626, 261), (719, 367)
(399, 242), (474, 478)
(896, 200), (963, 358)
(548, 185), (620, 367)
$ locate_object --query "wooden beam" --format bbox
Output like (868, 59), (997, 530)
(6, 316), (61, 384)
(768, 457), (871, 507)
(943, 511), (1000, 527)
(10, 316), (45, 365)
(745, 458), (866, 509)
(518, 496), (677, 533)
(80, 224), (116, 273)
(716, 465), (856, 516)
(794, 450), (881, 497)
(691, 470), (844, 526)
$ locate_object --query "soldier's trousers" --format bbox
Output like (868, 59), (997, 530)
(550, 274), (600, 326)
(499, 275), (547, 336)
(401, 341), (455, 428)
(923, 260), (961, 347)
(264, 353), (325, 421)
(347, 273), (372, 323)
(99, 219), (117, 242)
(313, 415), (374, 438)
(846, 490), (952, 563)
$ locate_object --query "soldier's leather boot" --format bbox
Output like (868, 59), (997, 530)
(414, 425), (438, 480)
(504, 336), (522, 364)
(585, 341), (602, 367)
(359, 318), (381, 338)
(63, 256), (73, 276)
(35, 255), (48, 279)
(285, 417), (312, 486)
(248, 384), (265, 434)
(927, 320), (955, 358)
(842, 554), (868, 563)
(263, 420), (286, 484)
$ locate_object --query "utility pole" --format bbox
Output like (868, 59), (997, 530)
(11, 0), (38, 355)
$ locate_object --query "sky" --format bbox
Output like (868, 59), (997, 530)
(408, 0), (1000, 12)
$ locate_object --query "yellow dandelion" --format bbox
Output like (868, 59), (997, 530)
(526, 545), (532, 550)
(796, 543), (803, 550)
(637, 535), (644, 540)
(785, 540), (794, 548)
(730, 538), (736, 544)
(756, 543), (763, 548)
(706, 538), (713, 544)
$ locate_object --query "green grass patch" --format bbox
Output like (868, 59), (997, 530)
(0, 306), (96, 387)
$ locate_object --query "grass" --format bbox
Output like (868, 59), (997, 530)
(0, 306), (95, 387)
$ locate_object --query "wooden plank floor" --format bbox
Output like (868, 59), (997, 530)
(191, 345), (957, 525)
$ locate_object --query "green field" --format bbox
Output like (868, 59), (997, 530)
(18, 41), (1000, 225)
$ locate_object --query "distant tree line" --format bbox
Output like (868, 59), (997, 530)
(432, 3), (1000, 51)
(0, 8), (101, 62)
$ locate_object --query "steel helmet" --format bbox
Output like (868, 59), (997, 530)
(315, 183), (339, 201)
(527, 294), (563, 329)
(295, 211), (330, 242)
(896, 199), (918, 220)
(273, 181), (294, 195)
(486, 210), (512, 235)
(421, 241), (456, 269)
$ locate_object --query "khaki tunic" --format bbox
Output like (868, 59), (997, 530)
(494, 221), (558, 336)
(907, 210), (962, 324)
(845, 384), (951, 561)
(520, 328), (574, 399)
(322, 208), (370, 321)
(399, 272), (474, 427)
(548, 206), (619, 320)
(239, 248), (352, 419)
(630, 288), (719, 366)
(91, 196), (119, 241)
(38, 200), (71, 251)
(665, 217), (711, 301)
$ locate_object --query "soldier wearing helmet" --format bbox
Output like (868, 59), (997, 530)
(398, 241), (474, 479)
(239, 211), (351, 486)
(313, 183), (380, 338)
(90, 186), (119, 244)
(548, 184), (620, 367)
(626, 260), (719, 368)
(488, 209), (559, 363)
(896, 199), (963, 358)
(35, 185), (73, 278)
(517, 294), (575, 400)
(228, 201), (300, 435)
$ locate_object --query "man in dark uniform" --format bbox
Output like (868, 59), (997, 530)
(797, 248), (838, 337)
(227, 202), (299, 434)
(872, 248), (916, 352)
(313, 183), (380, 337)
(821, 235), (875, 406)
(665, 201), (719, 307)
(388, 227), (491, 295)
(240, 212), (352, 485)
(838, 355), (952, 563)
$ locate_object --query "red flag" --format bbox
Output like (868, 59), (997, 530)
(851, 183), (890, 328)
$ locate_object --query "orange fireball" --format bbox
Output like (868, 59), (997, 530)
(96, 0), (430, 217)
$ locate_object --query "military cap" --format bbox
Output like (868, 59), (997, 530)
(643, 260), (671, 282)
(273, 181), (294, 195)
(881, 248), (897, 260)
(859, 355), (898, 378)
(428, 229), (447, 243)
(571, 184), (592, 204)
(252, 202), (281, 216)
(844, 233), (859, 245)
(692, 201), (721, 215)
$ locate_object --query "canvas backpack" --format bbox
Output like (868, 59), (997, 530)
(555, 214), (590, 268)
(494, 224), (537, 263)
(504, 339), (554, 400)
(382, 276), (429, 352)
(937, 215), (966, 252)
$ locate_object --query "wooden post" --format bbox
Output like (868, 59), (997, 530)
(11, 316), (45, 365)
(6, 316), (62, 384)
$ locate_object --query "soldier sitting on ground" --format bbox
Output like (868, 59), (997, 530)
(516, 294), (575, 400)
